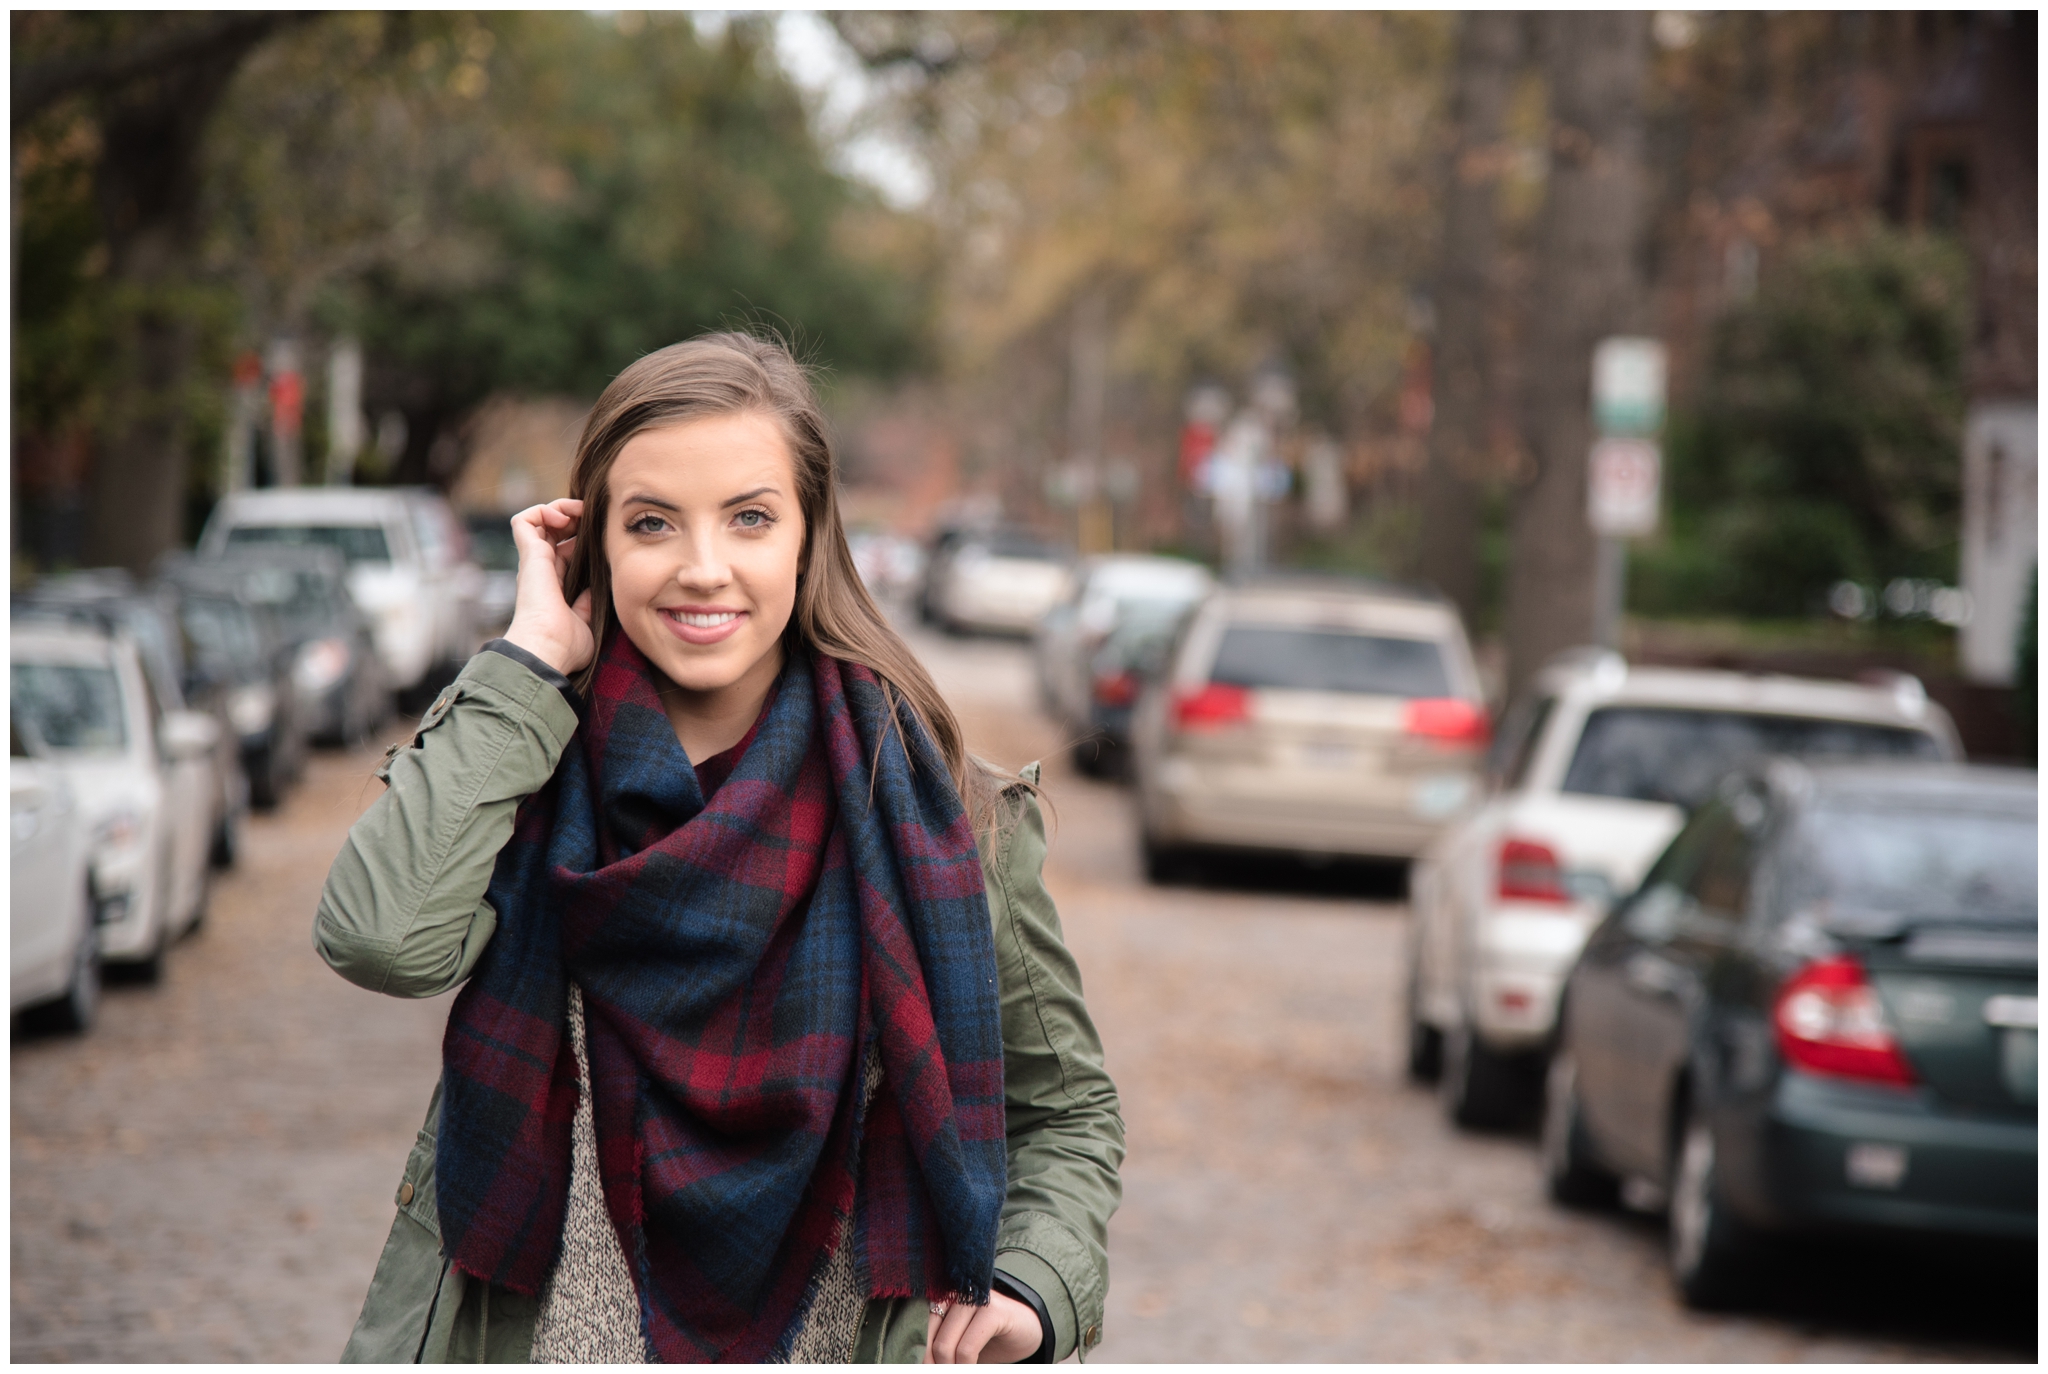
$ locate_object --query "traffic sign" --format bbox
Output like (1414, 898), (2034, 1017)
(1592, 337), (1666, 437)
(1588, 437), (1661, 537)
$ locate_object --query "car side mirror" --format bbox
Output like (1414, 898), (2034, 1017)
(159, 709), (220, 763)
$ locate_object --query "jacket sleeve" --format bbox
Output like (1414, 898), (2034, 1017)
(985, 787), (1125, 1362)
(314, 646), (579, 998)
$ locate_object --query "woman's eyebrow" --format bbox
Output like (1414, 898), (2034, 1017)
(721, 486), (780, 508)
(617, 492), (680, 513)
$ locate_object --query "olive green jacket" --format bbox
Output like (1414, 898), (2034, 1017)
(315, 648), (1122, 1363)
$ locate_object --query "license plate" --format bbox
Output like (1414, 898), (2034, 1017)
(1302, 742), (1354, 770)
(1412, 773), (1472, 819)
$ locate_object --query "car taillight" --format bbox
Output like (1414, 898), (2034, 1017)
(1773, 955), (1916, 1086)
(1497, 837), (1568, 903)
(1172, 682), (1250, 731)
(1093, 670), (1140, 708)
(1404, 697), (1491, 746)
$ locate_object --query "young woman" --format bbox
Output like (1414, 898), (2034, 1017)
(316, 333), (1122, 1364)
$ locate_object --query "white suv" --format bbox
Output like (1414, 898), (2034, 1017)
(200, 488), (481, 694)
(1407, 649), (1961, 1128)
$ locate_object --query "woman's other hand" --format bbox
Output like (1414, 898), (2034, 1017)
(503, 499), (596, 675)
(925, 1292), (1043, 1364)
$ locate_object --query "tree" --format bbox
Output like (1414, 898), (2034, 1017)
(1413, 11), (1522, 629)
(1503, 12), (1651, 696)
(1633, 227), (1970, 618)
(13, 12), (306, 572)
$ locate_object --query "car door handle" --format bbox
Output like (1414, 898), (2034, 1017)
(1624, 951), (1686, 999)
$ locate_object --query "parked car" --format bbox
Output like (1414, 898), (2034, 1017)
(198, 487), (482, 698)
(11, 717), (100, 1031)
(1407, 650), (1961, 1128)
(11, 622), (221, 980)
(923, 527), (1072, 635)
(174, 547), (389, 747)
(160, 564), (310, 809)
(463, 509), (520, 637)
(1129, 575), (1488, 880)
(849, 528), (927, 602)
(1035, 554), (1214, 775)
(13, 571), (249, 868)
(1545, 760), (2036, 1308)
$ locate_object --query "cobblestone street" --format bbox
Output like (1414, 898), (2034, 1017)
(11, 630), (2034, 1362)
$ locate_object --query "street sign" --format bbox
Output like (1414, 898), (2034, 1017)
(1592, 337), (1667, 437)
(1588, 437), (1661, 536)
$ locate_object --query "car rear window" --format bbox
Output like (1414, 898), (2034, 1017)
(1562, 708), (1943, 810)
(225, 523), (391, 564)
(12, 663), (128, 751)
(465, 517), (519, 572)
(180, 597), (265, 674)
(1209, 626), (1452, 697)
(1790, 805), (2037, 926)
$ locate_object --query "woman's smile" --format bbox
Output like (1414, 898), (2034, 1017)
(658, 605), (748, 644)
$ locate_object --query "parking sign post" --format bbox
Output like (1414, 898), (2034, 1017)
(1588, 338), (1666, 650)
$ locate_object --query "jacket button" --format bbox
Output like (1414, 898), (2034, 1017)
(1085, 1324), (1100, 1348)
(397, 1181), (415, 1206)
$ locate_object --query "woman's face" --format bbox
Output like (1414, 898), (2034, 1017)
(604, 411), (805, 699)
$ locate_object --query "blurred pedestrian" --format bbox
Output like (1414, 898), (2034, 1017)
(315, 333), (1122, 1364)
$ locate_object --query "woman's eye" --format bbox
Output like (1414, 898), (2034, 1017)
(627, 513), (667, 535)
(734, 509), (771, 529)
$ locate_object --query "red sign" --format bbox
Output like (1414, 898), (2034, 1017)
(269, 370), (305, 438)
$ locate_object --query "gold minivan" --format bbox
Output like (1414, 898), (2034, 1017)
(1130, 576), (1487, 879)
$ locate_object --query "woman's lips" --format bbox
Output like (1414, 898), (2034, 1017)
(657, 607), (747, 646)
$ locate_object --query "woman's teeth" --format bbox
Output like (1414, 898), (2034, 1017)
(665, 610), (739, 628)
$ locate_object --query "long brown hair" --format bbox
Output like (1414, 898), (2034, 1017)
(562, 331), (1009, 829)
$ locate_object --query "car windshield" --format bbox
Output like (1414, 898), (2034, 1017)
(237, 567), (340, 637)
(181, 597), (265, 674)
(1562, 708), (1943, 809)
(1789, 804), (2037, 927)
(12, 662), (127, 751)
(1209, 626), (1452, 697)
(465, 517), (518, 572)
(225, 523), (391, 565)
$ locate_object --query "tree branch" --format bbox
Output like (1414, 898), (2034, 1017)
(13, 13), (310, 125)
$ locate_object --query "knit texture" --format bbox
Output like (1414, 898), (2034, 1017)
(434, 634), (1006, 1362)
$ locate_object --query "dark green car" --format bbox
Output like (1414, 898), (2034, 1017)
(1545, 759), (2036, 1308)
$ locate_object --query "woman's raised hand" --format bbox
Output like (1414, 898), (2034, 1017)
(503, 499), (596, 675)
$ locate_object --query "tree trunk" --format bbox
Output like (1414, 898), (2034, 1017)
(1503, 12), (1650, 698)
(1414, 11), (1521, 632)
(79, 25), (279, 571)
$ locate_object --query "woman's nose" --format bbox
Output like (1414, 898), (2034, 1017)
(672, 527), (732, 588)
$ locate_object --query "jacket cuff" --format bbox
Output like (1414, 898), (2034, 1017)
(992, 1249), (1074, 1362)
(481, 638), (580, 709)
(991, 1267), (1055, 1363)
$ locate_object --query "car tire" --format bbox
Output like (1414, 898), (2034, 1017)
(1668, 1110), (1761, 1310)
(210, 807), (239, 869)
(33, 889), (101, 1035)
(1140, 831), (1193, 885)
(247, 745), (281, 810)
(1542, 1047), (1619, 1208)
(1439, 1023), (1525, 1129)
(1404, 975), (1442, 1083)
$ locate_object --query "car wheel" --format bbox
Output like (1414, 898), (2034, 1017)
(210, 807), (239, 869)
(247, 746), (281, 810)
(1404, 975), (1442, 1083)
(1439, 1023), (1525, 1129)
(1668, 1110), (1760, 1309)
(36, 889), (101, 1034)
(1140, 831), (1192, 885)
(1542, 1047), (1618, 1208)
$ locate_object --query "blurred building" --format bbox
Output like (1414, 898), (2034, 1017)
(446, 396), (586, 514)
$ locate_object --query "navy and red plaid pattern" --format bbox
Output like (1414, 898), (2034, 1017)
(436, 631), (1006, 1362)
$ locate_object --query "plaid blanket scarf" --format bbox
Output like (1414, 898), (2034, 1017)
(435, 630), (1007, 1362)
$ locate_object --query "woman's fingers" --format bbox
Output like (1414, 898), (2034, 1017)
(926, 1295), (1035, 1364)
